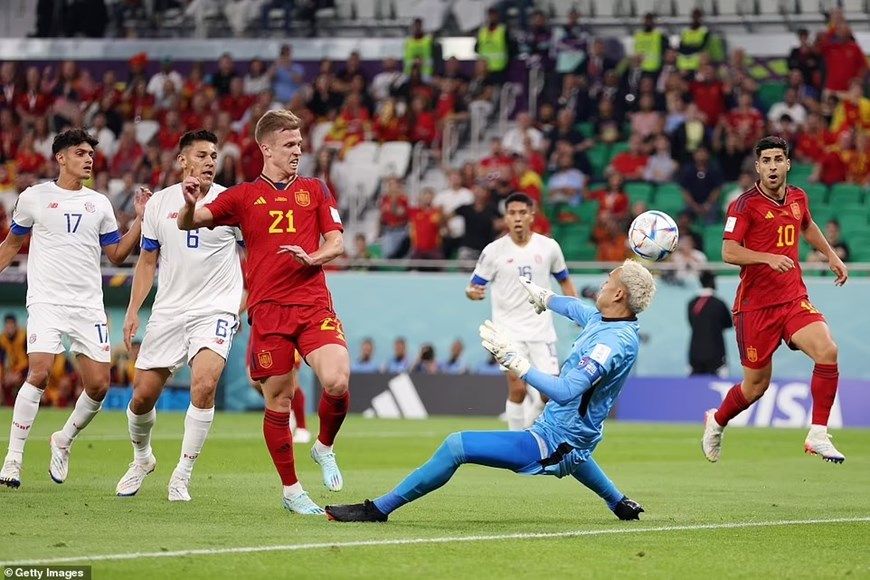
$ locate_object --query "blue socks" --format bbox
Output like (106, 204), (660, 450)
(571, 457), (623, 511)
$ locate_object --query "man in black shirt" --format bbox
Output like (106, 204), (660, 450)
(687, 271), (733, 376)
(454, 184), (502, 261)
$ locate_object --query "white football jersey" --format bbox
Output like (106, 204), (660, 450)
(472, 233), (568, 342)
(142, 183), (243, 317)
(12, 180), (120, 310)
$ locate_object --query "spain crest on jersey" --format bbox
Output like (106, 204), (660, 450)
(790, 202), (801, 221)
(295, 190), (311, 207)
(746, 346), (758, 363)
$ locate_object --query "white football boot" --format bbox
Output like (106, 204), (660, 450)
(804, 429), (845, 464)
(702, 409), (724, 462)
(116, 455), (157, 496)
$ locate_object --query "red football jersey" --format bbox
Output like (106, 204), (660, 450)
(206, 174), (343, 310)
(723, 184), (812, 313)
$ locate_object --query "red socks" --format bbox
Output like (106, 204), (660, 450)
(714, 384), (750, 427)
(263, 409), (297, 485)
(317, 390), (349, 446)
(811, 363), (839, 426)
(291, 388), (307, 429)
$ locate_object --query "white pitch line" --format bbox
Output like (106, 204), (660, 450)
(6, 516), (868, 566)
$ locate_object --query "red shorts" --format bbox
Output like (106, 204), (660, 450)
(248, 302), (347, 381)
(734, 297), (825, 369)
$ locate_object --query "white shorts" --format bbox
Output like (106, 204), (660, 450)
(26, 304), (111, 363)
(502, 341), (560, 376)
(136, 312), (239, 373)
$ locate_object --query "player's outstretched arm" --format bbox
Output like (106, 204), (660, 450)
(722, 239), (794, 273)
(0, 232), (27, 274)
(123, 248), (158, 352)
(802, 220), (848, 286)
(177, 176), (215, 230)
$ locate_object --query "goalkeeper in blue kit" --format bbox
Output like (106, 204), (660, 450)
(326, 260), (656, 522)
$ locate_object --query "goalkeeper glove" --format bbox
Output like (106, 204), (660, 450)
(478, 319), (531, 378)
(519, 277), (553, 314)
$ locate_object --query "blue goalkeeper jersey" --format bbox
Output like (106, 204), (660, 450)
(528, 298), (640, 477)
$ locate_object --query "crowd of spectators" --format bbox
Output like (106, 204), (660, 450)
(0, 6), (867, 266)
(349, 336), (503, 376)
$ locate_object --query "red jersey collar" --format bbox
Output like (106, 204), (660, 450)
(258, 173), (298, 191)
(754, 181), (789, 206)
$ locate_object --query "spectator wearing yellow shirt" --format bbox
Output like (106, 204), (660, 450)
(0, 314), (27, 406)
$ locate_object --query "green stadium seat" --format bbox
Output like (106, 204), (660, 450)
(587, 144), (610, 179)
(758, 82), (787, 111)
(652, 182), (686, 215)
(846, 232), (870, 261)
(702, 226), (723, 260)
(828, 183), (864, 206)
(556, 200), (600, 226)
(802, 183), (828, 205)
(789, 163), (814, 184)
(624, 182), (654, 204)
(609, 141), (630, 160)
(836, 212), (869, 237)
(577, 122), (594, 138)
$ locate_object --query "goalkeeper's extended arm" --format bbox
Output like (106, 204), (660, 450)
(523, 366), (594, 406)
(547, 295), (597, 327)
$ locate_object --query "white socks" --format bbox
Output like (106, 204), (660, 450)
(127, 406), (156, 464)
(283, 481), (304, 499)
(505, 400), (525, 431)
(174, 404), (214, 479)
(6, 382), (43, 462)
(57, 391), (102, 447)
(808, 424), (828, 437)
(312, 439), (332, 455)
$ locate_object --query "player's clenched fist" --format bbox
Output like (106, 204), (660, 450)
(519, 277), (553, 314)
(766, 254), (794, 273)
(134, 186), (152, 219)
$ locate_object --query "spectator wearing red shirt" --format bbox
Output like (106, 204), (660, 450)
(812, 130), (852, 186)
(817, 20), (867, 93)
(237, 123), (263, 181)
(689, 63), (727, 127)
(156, 110), (185, 151)
(182, 92), (211, 131)
(609, 134), (649, 180)
(15, 66), (53, 127)
(220, 77), (255, 122)
(512, 155), (543, 204)
(588, 172), (630, 224)
(479, 137), (514, 182)
(0, 108), (21, 162)
(122, 79), (156, 121)
(110, 122), (144, 176)
(379, 176), (411, 258)
(13, 131), (47, 178)
(373, 98), (409, 142)
(407, 95), (437, 146)
(724, 92), (764, 152)
(794, 112), (835, 164)
(409, 188), (443, 260)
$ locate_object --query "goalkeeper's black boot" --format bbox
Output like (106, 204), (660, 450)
(326, 500), (388, 522)
(613, 496), (644, 520)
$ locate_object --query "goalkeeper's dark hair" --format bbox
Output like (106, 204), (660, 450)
(754, 136), (789, 158)
(504, 192), (535, 208)
(179, 129), (218, 152)
(52, 129), (98, 156)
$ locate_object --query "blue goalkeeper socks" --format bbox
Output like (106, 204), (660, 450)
(571, 457), (624, 511)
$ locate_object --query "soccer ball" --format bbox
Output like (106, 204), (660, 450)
(628, 210), (679, 261)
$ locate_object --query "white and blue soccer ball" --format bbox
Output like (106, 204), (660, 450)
(628, 210), (679, 261)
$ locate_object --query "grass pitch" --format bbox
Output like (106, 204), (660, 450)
(1, 409), (868, 579)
